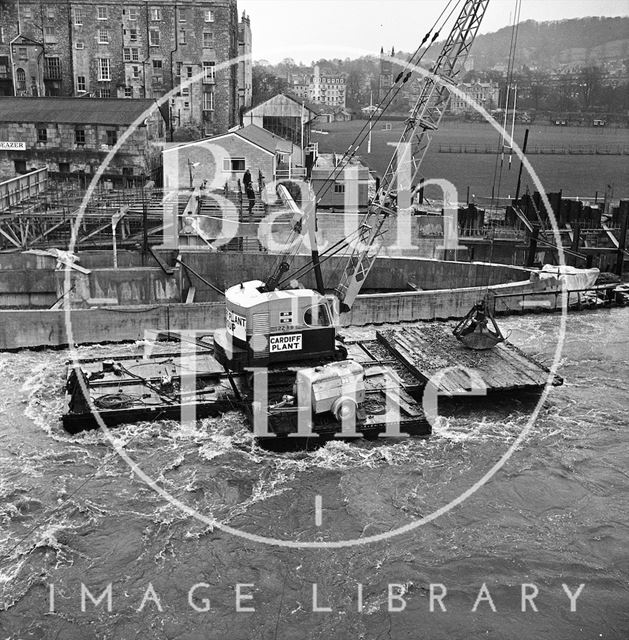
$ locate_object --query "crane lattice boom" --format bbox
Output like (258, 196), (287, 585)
(335, 0), (490, 311)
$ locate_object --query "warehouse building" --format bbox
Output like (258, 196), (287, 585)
(0, 97), (166, 183)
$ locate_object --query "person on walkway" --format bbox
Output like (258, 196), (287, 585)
(243, 168), (252, 191)
(246, 184), (256, 217)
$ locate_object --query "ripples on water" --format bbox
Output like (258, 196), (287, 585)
(0, 311), (627, 639)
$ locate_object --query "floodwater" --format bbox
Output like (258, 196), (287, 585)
(0, 310), (627, 639)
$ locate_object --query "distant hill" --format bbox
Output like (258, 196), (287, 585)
(468, 17), (629, 72)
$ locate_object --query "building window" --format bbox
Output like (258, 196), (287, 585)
(334, 184), (345, 193)
(99, 88), (111, 98)
(16, 68), (26, 90)
(0, 27), (4, 44)
(179, 8), (187, 22)
(179, 30), (186, 45)
(46, 7), (55, 19)
(22, 7), (32, 19)
(75, 42), (85, 49)
(132, 66), (140, 79)
(106, 130), (117, 145)
(75, 129), (85, 145)
(149, 29), (160, 46)
(183, 101), (190, 110)
(129, 28), (138, 43)
(59, 162), (70, 174)
(17, 47), (27, 59)
(0, 57), (9, 78)
(186, 65), (193, 78)
(202, 91), (214, 111)
(44, 26), (57, 43)
(37, 128), (47, 142)
(202, 61), (215, 83)
(223, 158), (245, 172)
(203, 32), (213, 48)
(14, 160), (27, 174)
(98, 58), (111, 81)
(73, 7), (83, 25)
(152, 59), (162, 84)
(97, 6), (108, 20)
(123, 48), (139, 62)
(150, 7), (162, 21)
(44, 57), (61, 79)
(204, 10), (215, 22)
(124, 86), (133, 98)
(98, 28), (109, 44)
(128, 7), (139, 21)
(77, 75), (86, 92)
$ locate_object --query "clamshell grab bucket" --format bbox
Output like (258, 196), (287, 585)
(453, 300), (505, 351)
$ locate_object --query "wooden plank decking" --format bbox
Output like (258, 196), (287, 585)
(376, 324), (562, 396)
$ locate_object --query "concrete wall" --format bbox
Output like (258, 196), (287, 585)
(0, 248), (530, 310)
(342, 277), (561, 325)
(0, 252), (57, 308)
(179, 250), (530, 301)
(0, 250), (179, 308)
(59, 267), (181, 307)
(0, 276), (564, 350)
(0, 302), (224, 349)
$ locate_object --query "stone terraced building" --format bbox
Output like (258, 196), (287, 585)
(0, 0), (252, 140)
(0, 97), (167, 182)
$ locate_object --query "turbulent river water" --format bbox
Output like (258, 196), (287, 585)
(0, 309), (627, 640)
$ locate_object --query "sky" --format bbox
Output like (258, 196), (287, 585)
(241, 0), (629, 63)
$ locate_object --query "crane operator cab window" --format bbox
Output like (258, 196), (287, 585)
(304, 303), (331, 327)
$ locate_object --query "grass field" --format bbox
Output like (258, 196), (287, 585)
(315, 120), (629, 201)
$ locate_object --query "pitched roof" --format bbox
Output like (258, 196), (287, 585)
(0, 97), (163, 126)
(163, 124), (298, 156)
(246, 92), (322, 117)
(235, 125), (295, 154)
(281, 92), (322, 116)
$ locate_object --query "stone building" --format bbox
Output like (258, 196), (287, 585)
(288, 65), (347, 109)
(0, 0), (252, 139)
(310, 65), (346, 108)
(237, 11), (252, 115)
(162, 124), (303, 191)
(449, 81), (500, 114)
(379, 46), (394, 102)
(0, 97), (166, 182)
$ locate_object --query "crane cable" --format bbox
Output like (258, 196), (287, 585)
(479, 0), (522, 296)
(273, 1), (467, 290)
(313, 0), (464, 205)
(264, 0), (455, 291)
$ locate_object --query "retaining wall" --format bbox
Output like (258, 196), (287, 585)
(59, 267), (181, 307)
(179, 251), (530, 301)
(0, 276), (560, 350)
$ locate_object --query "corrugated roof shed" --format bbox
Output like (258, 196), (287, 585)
(0, 97), (163, 126)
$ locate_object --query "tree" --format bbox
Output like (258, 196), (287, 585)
(580, 66), (603, 109)
(251, 67), (289, 106)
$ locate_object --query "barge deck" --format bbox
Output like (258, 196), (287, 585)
(62, 324), (561, 438)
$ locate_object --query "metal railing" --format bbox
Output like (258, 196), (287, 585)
(0, 168), (48, 213)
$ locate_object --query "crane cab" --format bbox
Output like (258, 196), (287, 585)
(213, 280), (337, 371)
